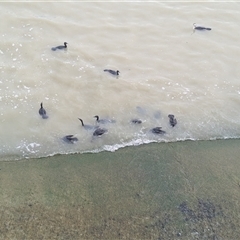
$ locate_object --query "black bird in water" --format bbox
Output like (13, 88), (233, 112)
(39, 102), (48, 119)
(193, 23), (211, 31)
(131, 119), (142, 124)
(93, 127), (108, 137)
(51, 42), (68, 51)
(78, 118), (98, 130)
(168, 114), (177, 127)
(94, 115), (116, 124)
(151, 127), (166, 134)
(104, 69), (120, 76)
(63, 135), (78, 144)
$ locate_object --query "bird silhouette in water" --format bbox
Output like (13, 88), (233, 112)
(151, 127), (166, 134)
(39, 102), (48, 119)
(51, 42), (68, 51)
(168, 114), (177, 127)
(192, 23), (211, 34)
(104, 69), (120, 76)
(78, 118), (98, 130)
(63, 135), (78, 144)
(93, 127), (108, 137)
(131, 119), (142, 124)
(94, 115), (116, 124)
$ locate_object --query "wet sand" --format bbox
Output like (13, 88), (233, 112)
(1, 139), (240, 239)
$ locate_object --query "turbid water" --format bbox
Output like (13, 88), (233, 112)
(1, 2), (240, 161)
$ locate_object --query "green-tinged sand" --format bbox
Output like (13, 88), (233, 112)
(1, 139), (240, 239)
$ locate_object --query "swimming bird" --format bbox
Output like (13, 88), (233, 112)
(168, 114), (177, 127)
(94, 115), (116, 124)
(104, 69), (120, 76)
(131, 118), (142, 124)
(78, 118), (98, 130)
(51, 42), (68, 51)
(193, 23), (211, 31)
(39, 102), (48, 119)
(93, 127), (108, 137)
(151, 127), (166, 134)
(63, 135), (78, 144)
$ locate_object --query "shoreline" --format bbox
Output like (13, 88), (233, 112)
(1, 139), (240, 239)
(1, 137), (239, 163)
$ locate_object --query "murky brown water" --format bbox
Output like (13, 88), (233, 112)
(1, 2), (240, 160)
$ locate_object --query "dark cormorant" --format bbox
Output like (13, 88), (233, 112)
(39, 102), (48, 119)
(193, 23), (211, 31)
(93, 127), (108, 136)
(78, 118), (98, 130)
(131, 119), (142, 124)
(63, 135), (78, 144)
(51, 42), (68, 51)
(104, 69), (120, 76)
(94, 115), (116, 124)
(151, 127), (166, 134)
(168, 114), (177, 127)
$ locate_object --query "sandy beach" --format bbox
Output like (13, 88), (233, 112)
(1, 2), (240, 239)
(1, 139), (240, 239)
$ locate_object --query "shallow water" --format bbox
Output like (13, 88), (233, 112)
(1, 139), (240, 239)
(1, 2), (240, 160)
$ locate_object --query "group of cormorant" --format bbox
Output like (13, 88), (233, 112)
(39, 102), (177, 144)
(46, 22), (211, 144)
